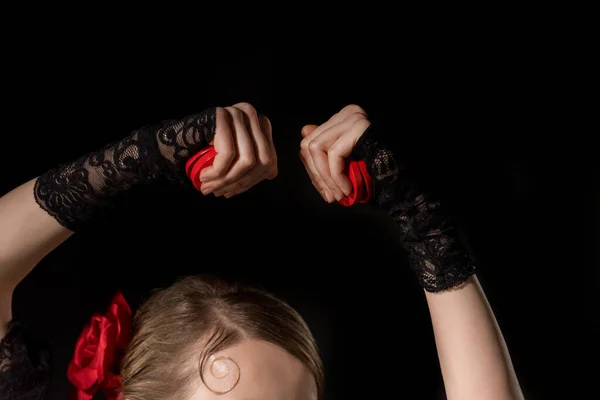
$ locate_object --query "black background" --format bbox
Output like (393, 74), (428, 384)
(1, 40), (598, 399)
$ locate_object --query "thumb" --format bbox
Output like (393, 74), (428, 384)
(301, 124), (318, 138)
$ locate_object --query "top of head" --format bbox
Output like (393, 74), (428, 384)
(121, 275), (323, 400)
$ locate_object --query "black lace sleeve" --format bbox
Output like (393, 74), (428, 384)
(33, 109), (216, 232)
(0, 322), (51, 400)
(352, 124), (476, 292)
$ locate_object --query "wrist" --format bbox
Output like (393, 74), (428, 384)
(352, 124), (476, 292)
(152, 108), (217, 180)
(393, 189), (476, 292)
(31, 109), (217, 232)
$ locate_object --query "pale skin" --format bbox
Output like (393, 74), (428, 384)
(0, 103), (318, 398)
(1, 101), (525, 399)
(300, 105), (525, 400)
(201, 103), (278, 198)
(0, 102), (278, 333)
(192, 340), (317, 400)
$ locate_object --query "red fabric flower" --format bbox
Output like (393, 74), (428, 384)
(67, 291), (132, 400)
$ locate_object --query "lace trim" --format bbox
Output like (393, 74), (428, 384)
(33, 109), (216, 231)
(353, 125), (476, 292)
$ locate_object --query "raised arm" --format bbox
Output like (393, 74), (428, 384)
(0, 179), (72, 337)
(0, 103), (276, 339)
(299, 105), (523, 399)
(425, 276), (522, 399)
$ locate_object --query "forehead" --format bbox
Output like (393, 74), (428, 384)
(192, 339), (318, 400)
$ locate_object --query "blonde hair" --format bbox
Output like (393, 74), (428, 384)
(121, 275), (324, 399)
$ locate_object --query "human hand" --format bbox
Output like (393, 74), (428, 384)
(299, 105), (371, 203)
(198, 102), (278, 198)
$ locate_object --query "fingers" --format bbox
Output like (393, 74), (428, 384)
(299, 114), (344, 202)
(301, 124), (318, 138)
(299, 105), (371, 203)
(218, 164), (268, 198)
(299, 153), (322, 198)
(309, 116), (366, 199)
(217, 115), (277, 198)
(260, 115), (278, 180)
(300, 127), (332, 202)
(328, 117), (371, 195)
(308, 125), (347, 200)
(201, 106), (255, 195)
(188, 102), (277, 198)
(200, 108), (235, 182)
(235, 102), (271, 173)
(199, 108), (235, 182)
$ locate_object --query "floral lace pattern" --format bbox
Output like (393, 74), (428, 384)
(353, 125), (476, 292)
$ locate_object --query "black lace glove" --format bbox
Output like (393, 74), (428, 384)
(34, 109), (216, 231)
(352, 125), (476, 292)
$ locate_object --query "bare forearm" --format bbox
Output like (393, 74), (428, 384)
(426, 275), (523, 400)
(0, 179), (72, 286)
(0, 179), (73, 336)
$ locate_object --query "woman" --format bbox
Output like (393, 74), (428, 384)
(0, 103), (323, 399)
(299, 104), (525, 399)
(1, 99), (524, 399)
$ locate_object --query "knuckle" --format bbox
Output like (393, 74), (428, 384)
(347, 112), (364, 123)
(259, 155), (271, 167)
(227, 106), (243, 118)
(300, 138), (311, 152)
(330, 112), (343, 123)
(308, 140), (323, 153)
(261, 115), (272, 129)
(235, 102), (258, 118)
(239, 156), (256, 169)
(235, 102), (256, 112)
(328, 145), (342, 157)
(342, 104), (365, 115)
